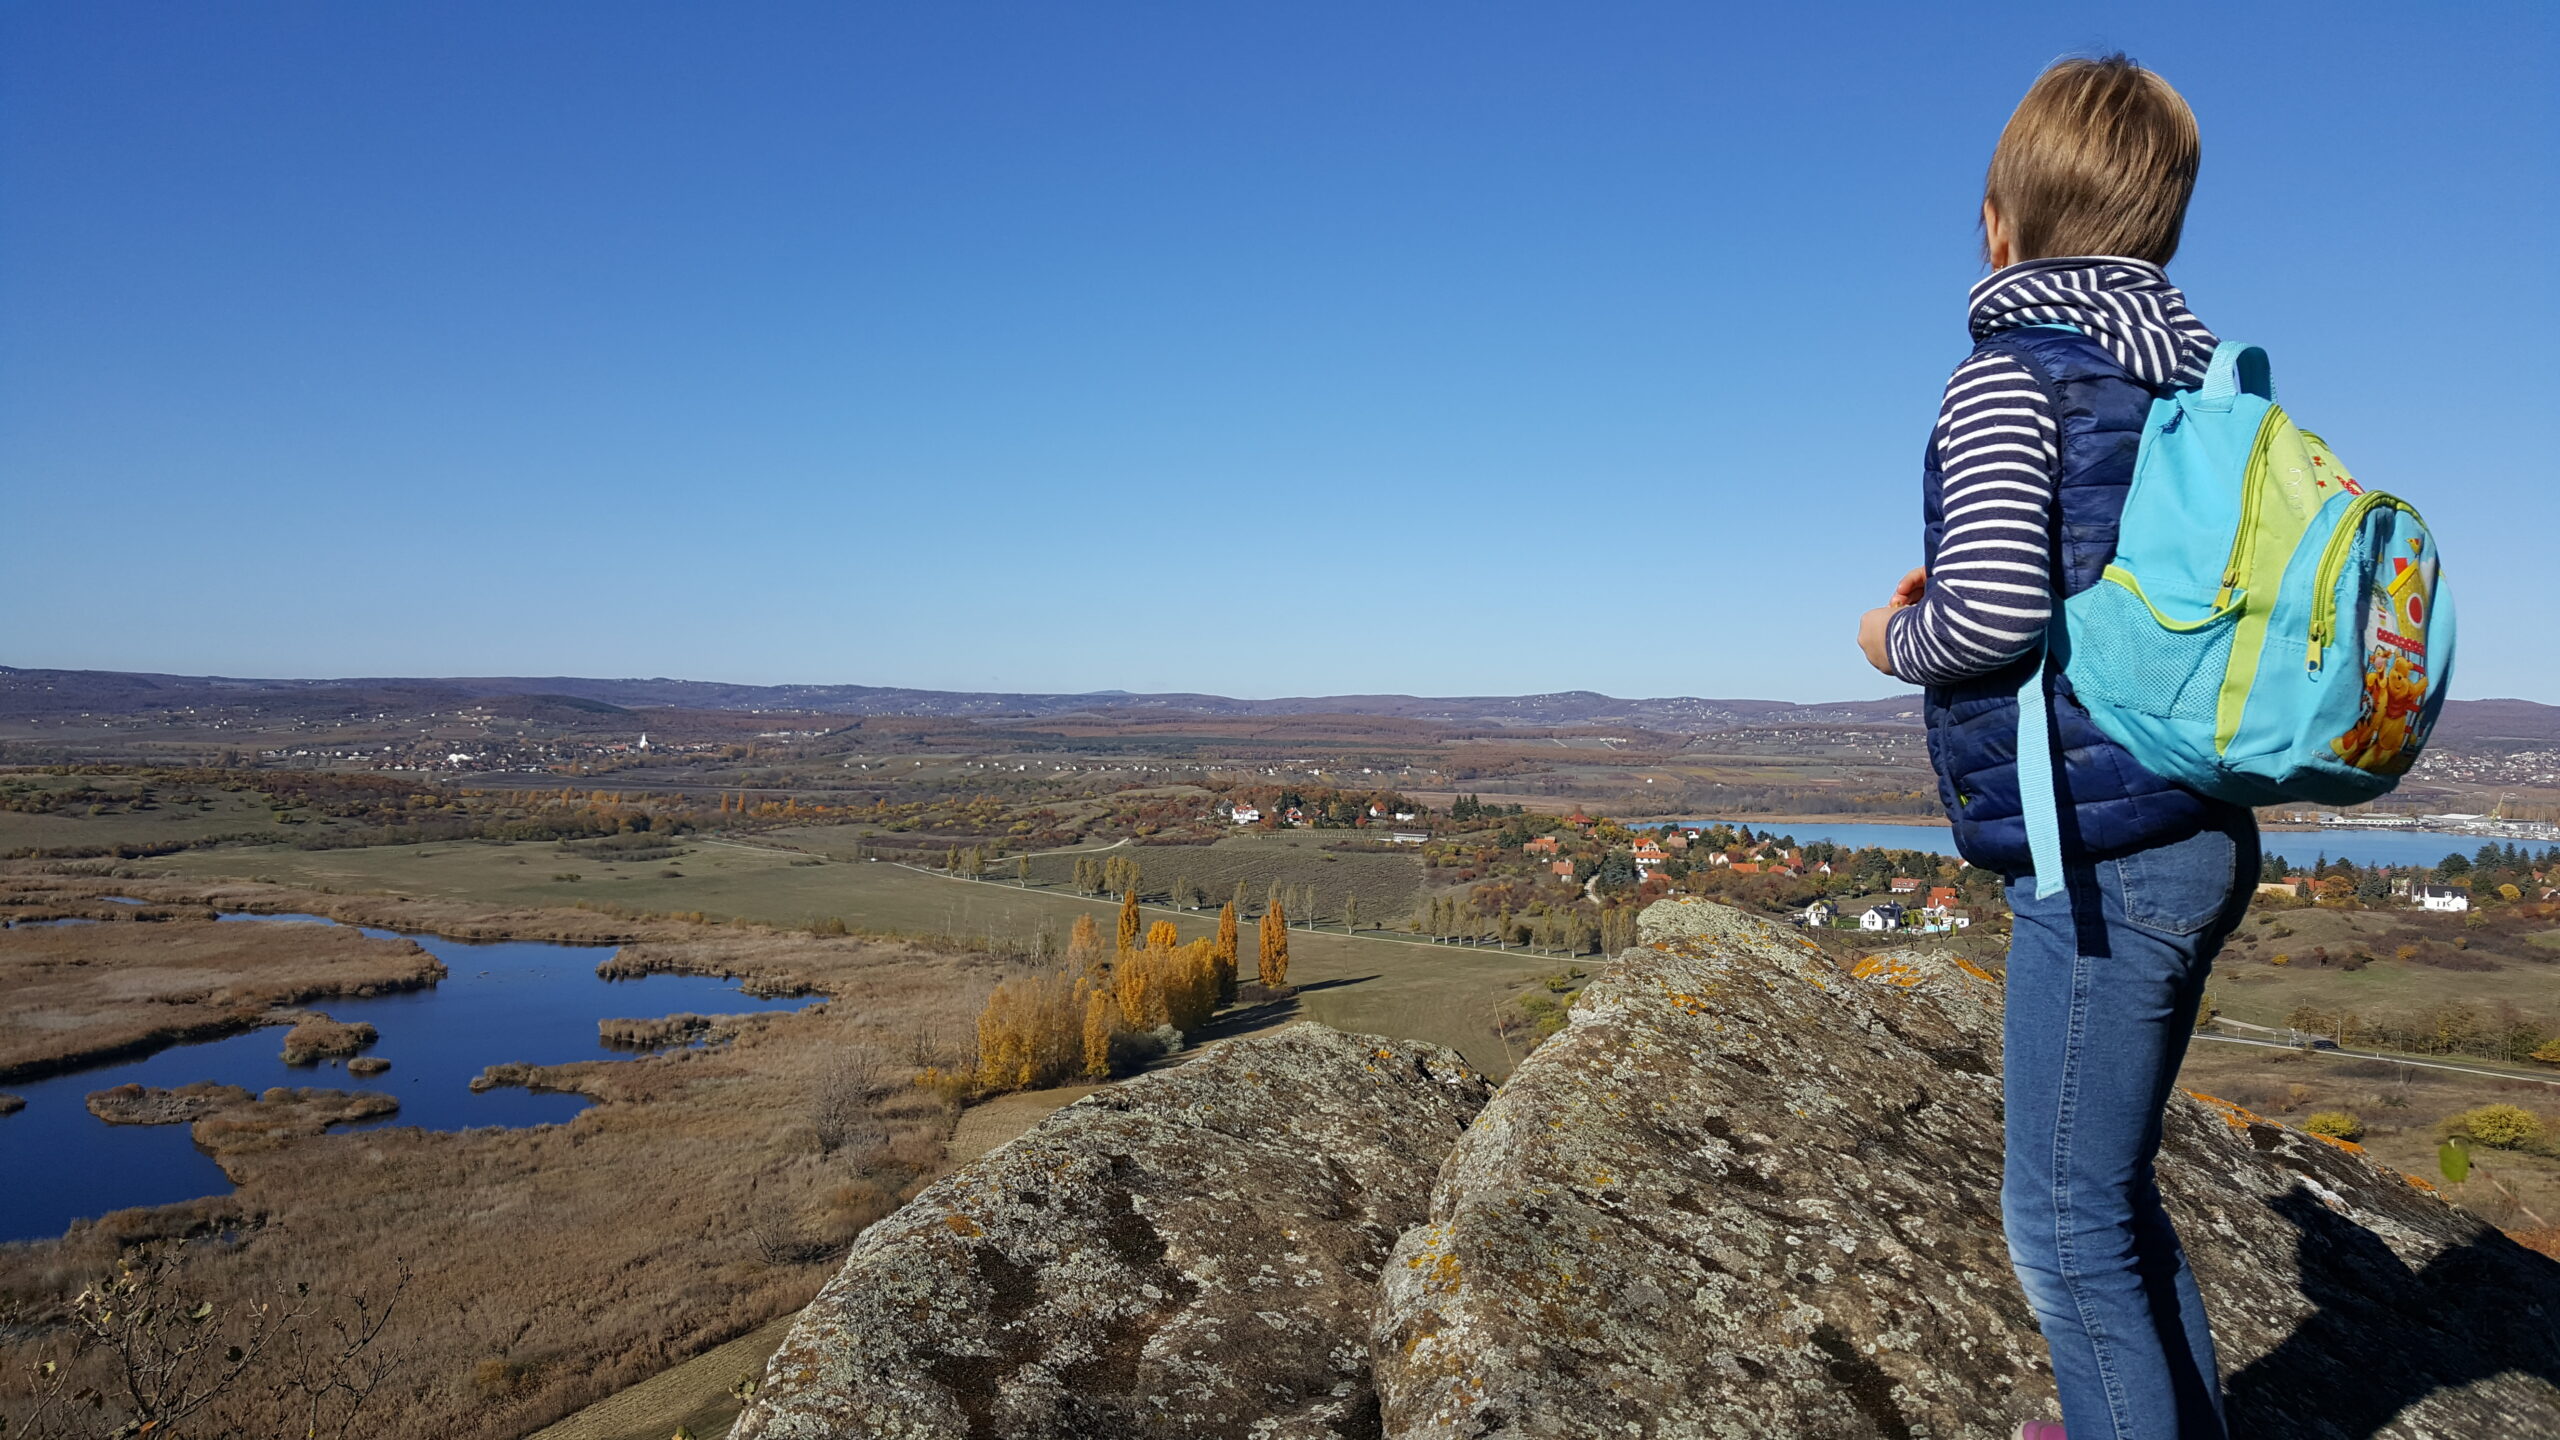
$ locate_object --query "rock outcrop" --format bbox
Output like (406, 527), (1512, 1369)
(733, 901), (2560, 1439)
(1373, 898), (2560, 1439)
(733, 1023), (1494, 1440)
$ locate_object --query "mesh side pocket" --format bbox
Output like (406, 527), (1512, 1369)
(2066, 579), (2234, 724)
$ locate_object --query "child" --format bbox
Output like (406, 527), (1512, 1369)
(1856, 56), (2255, 1440)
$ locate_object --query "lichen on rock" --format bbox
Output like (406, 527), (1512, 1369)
(733, 1022), (1493, 1440)
(1370, 897), (2560, 1439)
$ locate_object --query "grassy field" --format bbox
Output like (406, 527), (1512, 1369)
(136, 838), (1551, 1072)
(760, 825), (1436, 926)
(0, 774), (286, 854)
(2209, 903), (2560, 1032)
(1014, 830), (1431, 923)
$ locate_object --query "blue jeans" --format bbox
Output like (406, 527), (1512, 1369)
(2002, 807), (2255, 1440)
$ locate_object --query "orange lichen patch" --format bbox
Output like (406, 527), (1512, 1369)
(1654, 983), (1713, 1017)
(1401, 1232), (1463, 1289)
(1850, 955), (1925, 987)
(942, 1213), (983, 1237)
(2302, 1129), (2366, 1155)
(2182, 1090), (2273, 1131)
(1953, 957), (1998, 983)
(2402, 1172), (2438, 1193)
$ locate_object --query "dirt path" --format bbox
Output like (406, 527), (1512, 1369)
(520, 1082), (1107, 1440)
(522, 1314), (793, 1440)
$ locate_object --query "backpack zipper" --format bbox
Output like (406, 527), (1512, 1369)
(2215, 405), (2288, 607)
(2307, 491), (2425, 671)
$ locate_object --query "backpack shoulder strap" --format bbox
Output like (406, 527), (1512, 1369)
(1977, 328), (2075, 900)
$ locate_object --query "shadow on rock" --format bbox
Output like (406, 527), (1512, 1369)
(2227, 1187), (2560, 1439)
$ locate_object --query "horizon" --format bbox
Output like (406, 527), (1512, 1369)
(6, 3), (2554, 701)
(18, 660), (2560, 717)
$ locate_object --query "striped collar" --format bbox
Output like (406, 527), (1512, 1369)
(1968, 257), (2219, 390)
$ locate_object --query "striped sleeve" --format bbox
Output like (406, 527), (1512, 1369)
(1884, 352), (2059, 685)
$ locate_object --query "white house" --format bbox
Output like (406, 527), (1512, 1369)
(1229, 803), (1263, 825)
(2416, 884), (2471, 913)
(1859, 903), (1905, 932)
(1801, 900), (1837, 927)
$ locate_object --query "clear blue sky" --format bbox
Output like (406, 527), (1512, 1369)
(4, 3), (2552, 701)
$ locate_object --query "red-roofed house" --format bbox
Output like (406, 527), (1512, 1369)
(1524, 835), (1561, 858)
(1889, 877), (1922, 893)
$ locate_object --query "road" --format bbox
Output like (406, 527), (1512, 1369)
(2192, 1029), (2560, 1089)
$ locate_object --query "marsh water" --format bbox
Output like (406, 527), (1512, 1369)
(0, 913), (807, 1243)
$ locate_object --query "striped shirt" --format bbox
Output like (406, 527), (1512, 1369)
(1886, 258), (2220, 685)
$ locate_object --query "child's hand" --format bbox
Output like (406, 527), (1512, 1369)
(1858, 606), (1897, 677)
(1891, 567), (1927, 609)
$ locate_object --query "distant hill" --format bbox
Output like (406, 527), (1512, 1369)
(3, 665), (2551, 742)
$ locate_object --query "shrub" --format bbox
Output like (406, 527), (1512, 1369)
(2303, 1110), (2364, 1142)
(2446, 1104), (2546, 1151)
(472, 1356), (545, 1401)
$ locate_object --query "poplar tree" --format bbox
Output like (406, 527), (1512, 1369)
(1258, 902), (1290, 988)
(1083, 987), (1121, 1079)
(1117, 889), (1142, 956)
(1213, 902), (1239, 1000)
(1067, 914), (1107, 978)
(1146, 919), (1179, 952)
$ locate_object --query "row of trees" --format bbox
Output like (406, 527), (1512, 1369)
(1070, 854), (1145, 898)
(2286, 1001), (2560, 1065)
(974, 895), (1285, 1096)
(2262, 843), (2556, 910)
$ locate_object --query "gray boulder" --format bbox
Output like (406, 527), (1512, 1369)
(734, 1022), (1493, 1440)
(1372, 897), (2560, 1440)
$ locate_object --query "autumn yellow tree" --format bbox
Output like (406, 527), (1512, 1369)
(1146, 919), (1179, 952)
(1165, 939), (1220, 1030)
(1116, 888), (1142, 956)
(1066, 914), (1108, 980)
(974, 965), (1082, 1095)
(1213, 901), (1239, 1001)
(1258, 901), (1290, 988)
(1117, 946), (1168, 1029)
(1083, 985), (1122, 1078)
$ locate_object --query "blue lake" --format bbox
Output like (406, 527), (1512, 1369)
(0, 914), (808, 1244)
(1645, 819), (2551, 871)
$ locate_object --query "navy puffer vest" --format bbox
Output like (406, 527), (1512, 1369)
(1921, 327), (2212, 876)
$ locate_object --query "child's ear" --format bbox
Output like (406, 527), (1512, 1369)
(1982, 200), (2015, 270)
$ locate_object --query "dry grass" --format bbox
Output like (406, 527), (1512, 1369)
(0, 900), (444, 1084)
(278, 1016), (378, 1065)
(0, 878), (1024, 1440)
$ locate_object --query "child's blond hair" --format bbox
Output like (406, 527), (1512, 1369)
(1986, 55), (2199, 266)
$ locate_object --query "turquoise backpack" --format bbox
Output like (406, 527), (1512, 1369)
(2016, 339), (2455, 897)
